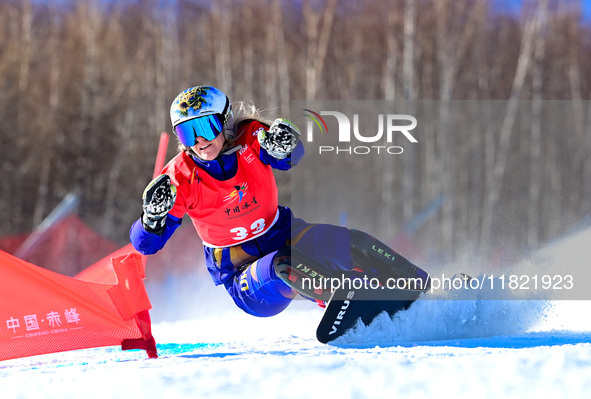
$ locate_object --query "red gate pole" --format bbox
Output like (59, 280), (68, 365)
(153, 132), (170, 179)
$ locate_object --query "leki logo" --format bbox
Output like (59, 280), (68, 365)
(302, 109), (418, 155)
(223, 183), (248, 203)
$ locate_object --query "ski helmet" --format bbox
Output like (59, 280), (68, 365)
(170, 86), (233, 147)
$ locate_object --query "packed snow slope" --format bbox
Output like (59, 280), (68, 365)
(2, 226), (591, 399)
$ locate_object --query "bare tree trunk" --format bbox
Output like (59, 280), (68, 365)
(240, 1), (255, 99)
(81, 0), (98, 121)
(418, 7), (437, 250)
(335, 15), (363, 100)
(528, 0), (547, 248)
(265, 0), (279, 108)
(465, 1), (489, 256)
(161, 2), (178, 128)
(436, 86), (453, 258)
(402, 0), (415, 102)
(14, 0), (32, 230)
(435, 0), (454, 258)
(434, 0), (458, 259)
(478, 12), (507, 257)
(33, 3), (61, 228)
(546, 139), (562, 237)
(383, 0), (398, 101)
(304, 1), (320, 99)
(401, 0), (416, 223)
(434, 0), (482, 259)
(212, 0), (232, 91)
(380, 0), (399, 237)
(17, 0), (32, 129)
(103, 109), (135, 233)
(303, 0), (337, 99)
(566, 8), (584, 223)
(479, 6), (537, 254)
(153, 10), (167, 136)
(271, 0), (290, 116)
(582, 98), (591, 214)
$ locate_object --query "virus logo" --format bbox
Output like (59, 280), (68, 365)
(223, 182), (248, 203)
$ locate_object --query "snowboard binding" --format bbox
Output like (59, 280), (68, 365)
(349, 229), (431, 291)
(273, 247), (338, 302)
(273, 230), (431, 302)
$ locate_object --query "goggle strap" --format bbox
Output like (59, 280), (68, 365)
(220, 98), (231, 124)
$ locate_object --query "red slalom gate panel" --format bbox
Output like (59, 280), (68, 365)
(74, 243), (139, 285)
(0, 249), (154, 361)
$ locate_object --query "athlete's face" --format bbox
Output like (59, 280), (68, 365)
(191, 133), (225, 161)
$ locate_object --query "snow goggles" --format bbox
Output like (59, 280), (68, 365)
(174, 114), (225, 147)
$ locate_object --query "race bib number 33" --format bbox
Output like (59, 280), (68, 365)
(230, 218), (266, 240)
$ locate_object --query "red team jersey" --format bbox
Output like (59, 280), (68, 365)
(162, 121), (279, 247)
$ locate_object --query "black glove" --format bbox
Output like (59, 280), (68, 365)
(141, 174), (177, 233)
(258, 118), (301, 159)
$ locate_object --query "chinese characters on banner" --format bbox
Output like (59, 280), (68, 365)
(0, 248), (152, 361)
(3, 309), (81, 337)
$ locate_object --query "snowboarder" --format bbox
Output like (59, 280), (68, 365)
(130, 85), (430, 317)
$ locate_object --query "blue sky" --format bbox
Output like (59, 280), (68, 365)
(29, 0), (591, 23)
(494, 0), (591, 21)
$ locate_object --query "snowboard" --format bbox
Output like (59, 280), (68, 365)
(316, 285), (423, 344)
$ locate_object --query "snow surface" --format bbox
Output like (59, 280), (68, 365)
(2, 228), (591, 399)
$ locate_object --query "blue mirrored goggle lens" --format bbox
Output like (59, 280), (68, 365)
(174, 115), (223, 146)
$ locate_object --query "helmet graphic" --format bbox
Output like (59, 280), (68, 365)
(170, 86), (233, 146)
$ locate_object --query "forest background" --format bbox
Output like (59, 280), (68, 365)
(1, 0), (590, 273)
